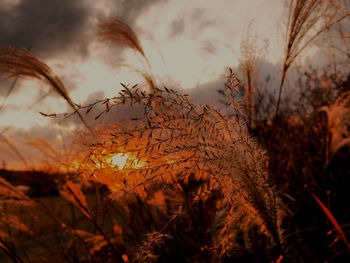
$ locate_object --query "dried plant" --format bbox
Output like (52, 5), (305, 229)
(97, 17), (150, 67)
(0, 47), (91, 131)
(71, 68), (281, 258)
(254, 66), (350, 261)
(312, 192), (350, 250)
(58, 179), (125, 262)
(239, 23), (268, 128)
(0, 177), (34, 263)
(134, 232), (173, 262)
(0, 134), (29, 169)
(320, 90), (350, 156)
(97, 18), (156, 92)
(275, 0), (349, 117)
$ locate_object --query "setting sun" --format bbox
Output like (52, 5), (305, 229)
(106, 153), (128, 170)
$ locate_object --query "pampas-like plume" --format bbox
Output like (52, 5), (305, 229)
(275, 0), (349, 117)
(0, 47), (91, 132)
(97, 18), (156, 91)
(97, 18), (149, 64)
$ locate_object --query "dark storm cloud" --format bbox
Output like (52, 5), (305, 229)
(0, 0), (165, 60)
(0, 0), (92, 59)
(0, 0), (166, 98)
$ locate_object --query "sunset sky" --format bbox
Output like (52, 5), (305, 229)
(0, 0), (347, 170)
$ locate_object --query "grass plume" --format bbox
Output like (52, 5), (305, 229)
(0, 47), (91, 132)
(275, 0), (349, 117)
(239, 23), (268, 128)
(97, 17), (150, 67)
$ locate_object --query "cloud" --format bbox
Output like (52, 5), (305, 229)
(119, 0), (166, 25)
(13, 124), (59, 141)
(0, 0), (93, 59)
(0, 0), (165, 61)
(170, 17), (186, 37)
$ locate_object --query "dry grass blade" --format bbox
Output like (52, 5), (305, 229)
(0, 237), (24, 263)
(0, 134), (29, 169)
(0, 47), (91, 132)
(312, 192), (350, 250)
(60, 180), (91, 219)
(97, 17), (150, 66)
(0, 78), (17, 113)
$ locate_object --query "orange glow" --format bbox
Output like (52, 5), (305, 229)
(88, 151), (129, 170)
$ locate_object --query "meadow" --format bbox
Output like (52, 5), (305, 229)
(0, 0), (350, 262)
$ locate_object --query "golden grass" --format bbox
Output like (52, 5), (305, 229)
(275, 0), (349, 117)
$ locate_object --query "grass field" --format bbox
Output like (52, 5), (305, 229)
(0, 1), (350, 262)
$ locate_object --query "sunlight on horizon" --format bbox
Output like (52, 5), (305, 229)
(107, 153), (128, 170)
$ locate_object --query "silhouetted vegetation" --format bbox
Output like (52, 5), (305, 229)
(0, 1), (349, 262)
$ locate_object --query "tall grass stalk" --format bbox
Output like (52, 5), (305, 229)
(275, 0), (349, 118)
(239, 23), (268, 128)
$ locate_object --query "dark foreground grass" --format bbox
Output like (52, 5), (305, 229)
(0, 1), (349, 262)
